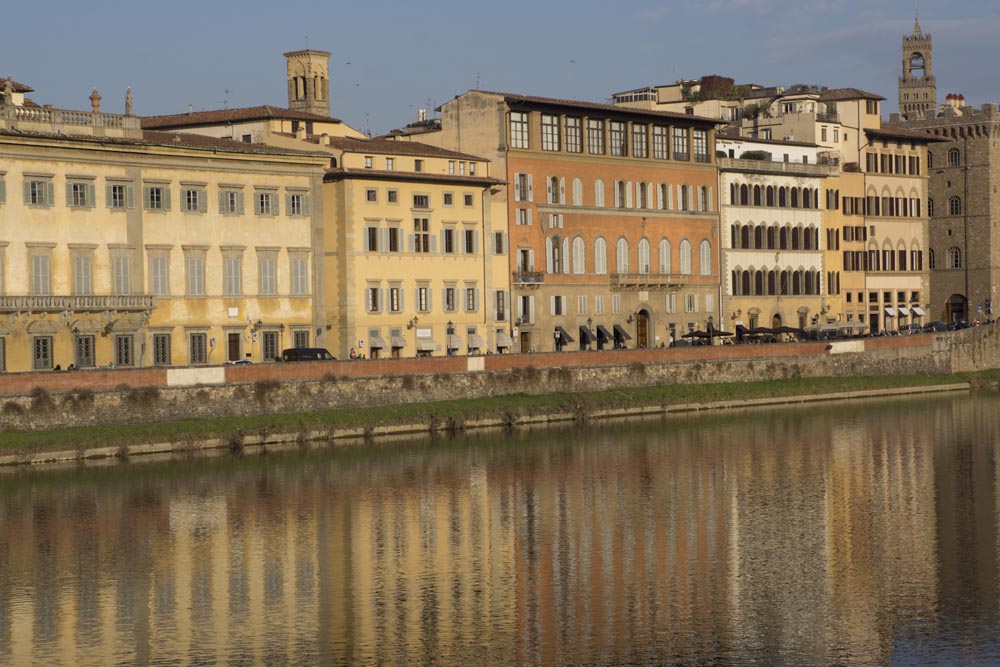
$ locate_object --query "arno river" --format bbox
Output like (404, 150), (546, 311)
(1, 394), (999, 666)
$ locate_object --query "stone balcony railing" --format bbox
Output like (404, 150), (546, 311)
(513, 271), (545, 285)
(0, 295), (155, 313)
(718, 157), (840, 177)
(0, 104), (143, 139)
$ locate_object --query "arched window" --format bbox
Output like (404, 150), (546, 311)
(679, 240), (692, 275)
(948, 148), (960, 167)
(546, 235), (563, 274)
(549, 176), (560, 204)
(741, 225), (750, 249)
(949, 196), (962, 215)
(659, 239), (671, 274)
(572, 236), (586, 274)
(947, 246), (962, 269)
(791, 226), (801, 250)
(790, 188), (800, 208)
(767, 226), (776, 249)
(778, 187), (787, 207)
(928, 198), (934, 217)
(753, 185), (762, 206)
(572, 178), (583, 206)
(741, 270), (751, 295)
(615, 181), (626, 208)
(732, 270), (740, 296)
(730, 183), (738, 205)
(754, 225), (764, 249)
(616, 238), (629, 273)
(595, 179), (605, 207)
(928, 152), (934, 168)
(637, 239), (651, 274)
(594, 237), (608, 274)
(766, 186), (775, 207)
(767, 270), (776, 295)
(740, 184), (749, 205)
(699, 240), (711, 275)
(637, 182), (648, 208)
(779, 227), (788, 250)
(754, 270), (764, 295)
(659, 184), (668, 209)
(928, 248), (935, 269)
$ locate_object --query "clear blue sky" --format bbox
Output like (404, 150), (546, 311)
(5, 0), (998, 135)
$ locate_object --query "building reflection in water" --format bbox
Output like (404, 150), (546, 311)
(0, 395), (998, 666)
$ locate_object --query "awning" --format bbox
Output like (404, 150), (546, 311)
(596, 325), (613, 344)
(613, 324), (632, 340)
(468, 334), (485, 350)
(554, 325), (575, 344)
(897, 307), (911, 317)
(496, 332), (513, 348)
(911, 306), (925, 317)
(446, 334), (462, 350)
(884, 307), (897, 317)
(390, 335), (407, 348)
(579, 325), (596, 344)
(369, 335), (387, 349)
(415, 338), (438, 352)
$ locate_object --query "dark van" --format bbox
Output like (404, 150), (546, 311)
(280, 347), (336, 362)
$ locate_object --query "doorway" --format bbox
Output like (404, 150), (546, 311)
(636, 311), (649, 348)
(228, 333), (241, 362)
(946, 294), (968, 323)
(519, 331), (531, 353)
(771, 314), (782, 328)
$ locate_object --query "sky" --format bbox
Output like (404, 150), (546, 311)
(5, 0), (999, 136)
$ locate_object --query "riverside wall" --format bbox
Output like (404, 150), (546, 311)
(0, 327), (992, 432)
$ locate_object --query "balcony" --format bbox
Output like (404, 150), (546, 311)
(512, 271), (544, 285)
(718, 157), (839, 177)
(0, 104), (143, 139)
(0, 295), (155, 313)
(610, 273), (685, 289)
(816, 112), (840, 123)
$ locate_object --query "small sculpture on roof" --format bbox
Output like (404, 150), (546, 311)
(90, 88), (102, 113)
(2, 77), (12, 105)
(125, 87), (133, 115)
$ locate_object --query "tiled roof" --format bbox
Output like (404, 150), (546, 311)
(451, 89), (721, 125)
(818, 88), (886, 102)
(866, 125), (950, 142)
(0, 127), (330, 158)
(324, 168), (503, 186)
(716, 131), (819, 148)
(318, 135), (487, 161)
(2, 78), (33, 93)
(141, 105), (344, 129)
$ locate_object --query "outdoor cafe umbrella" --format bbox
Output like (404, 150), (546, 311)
(749, 326), (776, 335)
(773, 325), (803, 335)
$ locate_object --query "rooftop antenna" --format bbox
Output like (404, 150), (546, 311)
(475, 72), (480, 90)
(216, 89), (234, 108)
(364, 112), (370, 137)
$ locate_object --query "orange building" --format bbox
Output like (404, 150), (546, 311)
(397, 91), (721, 351)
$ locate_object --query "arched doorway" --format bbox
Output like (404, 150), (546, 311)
(636, 310), (650, 348)
(946, 294), (968, 323)
(771, 313), (782, 329)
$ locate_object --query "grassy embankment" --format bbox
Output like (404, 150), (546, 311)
(0, 370), (995, 456)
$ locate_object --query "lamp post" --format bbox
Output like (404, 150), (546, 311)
(707, 315), (714, 346)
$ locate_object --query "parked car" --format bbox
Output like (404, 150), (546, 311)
(280, 347), (336, 362)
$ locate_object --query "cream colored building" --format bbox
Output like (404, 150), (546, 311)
(0, 85), (328, 372)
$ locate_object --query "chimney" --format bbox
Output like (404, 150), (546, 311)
(295, 124), (307, 140)
(418, 108), (427, 122)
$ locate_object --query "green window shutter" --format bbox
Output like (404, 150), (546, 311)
(0, 178), (6, 204)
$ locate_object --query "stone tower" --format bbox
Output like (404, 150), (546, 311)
(284, 49), (331, 117)
(898, 10), (936, 120)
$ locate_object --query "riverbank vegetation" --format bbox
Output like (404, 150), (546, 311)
(1, 369), (996, 458)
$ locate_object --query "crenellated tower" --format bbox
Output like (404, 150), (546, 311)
(284, 49), (331, 117)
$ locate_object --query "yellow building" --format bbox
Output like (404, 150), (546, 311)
(0, 85), (328, 371)
(320, 137), (506, 358)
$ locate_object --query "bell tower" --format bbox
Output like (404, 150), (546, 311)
(284, 49), (331, 117)
(898, 9), (936, 120)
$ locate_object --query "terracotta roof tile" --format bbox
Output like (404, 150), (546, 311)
(818, 88), (886, 102)
(324, 168), (503, 186)
(141, 105), (344, 129)
(867, 125), (950, 142)
(319, 135), (487, 161)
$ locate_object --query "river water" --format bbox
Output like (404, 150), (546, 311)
(0, 393), (998, 666)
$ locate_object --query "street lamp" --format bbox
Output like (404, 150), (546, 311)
(707, 315), (714, 346)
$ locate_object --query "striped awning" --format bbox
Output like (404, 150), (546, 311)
(468, 334), (485, 350)
(446, 334), (462, 350)
(390, 335), (407, 348)
(884, 307), (897, 317)
(369, 336), (388, 349)
(496, 332), (513, 349)
(897, 307), (911, 317)
(416, 338), (438, 352)
(911, 306), (925, 317)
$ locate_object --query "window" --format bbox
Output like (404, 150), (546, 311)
(541, 114), (560, 151)
(465, 286), (479, 312)
(31, 253), (51, 295)
(149, 255), (169, 296)
(948, 148), (960, 167)
(366, 284), (381, 312)
(609, 121), (627, 156)
(254, 191), (276, 215)
(551, 295), (564, 316)
(219, 189), (244, 214)
(493, 231), (507, 255)
(262, 331), (278, 361)
(112, 255), (131, 295)
(258, 255), (277, 295)
(416, 285), (430, 312)
(107, 183), (133, 209)
(464, 193), (474, 207)
(224, 254), (242, 295)
(652, 126), (669, 160)
(464, 228), (477, 254)
(693, 130), (709, 162)
(33, 336), (53, 370)
(414, 159), (424, 172)
(459, 162), (466, 175)
(673, 127), (689, 160)
(495, 291), (506, 321)
(947, 246), (962, 269)
(364, 156), (373, 169)
(659, 239), (671, 274)
(699, 240), (711, 275)
(143, 184), (170, 210)
(153, 333), (172, 366)
(565, 117), (582, 153)
(615, 238), (629, 273)
(632, 124), (648, 158)
(442, 227), (456, 254)
(685, 294), (697, 313)
(387, 227), (401, 253)
(25, 179), (54, 206)
(679, 240), (692, 275)
(516, 208), (530, 226)
(188, 332), (209, 365)
(587, 119), (605, 154)
(637, 239), (650, 274)
(509, 112), (529, 148)
(469, 163), (476, 175)
(413, 194), (429, 208)
(595, 295), (605, 315)
(948, 196), (962, 215)
(448, 161), (456, 174)
(572, 237), (585, 274)
(287, 193), (309, 216)
(75, 335), (94, 368)
(414, 218), (431, 252)
(73, 253), (93, 295)
(443, 192), (453, 206)
(514, 173), (533, 202)
(388, 285), (402, 313)
(182, 187), (206, 212)
(866, 100), (879, 115)
(68, 181), (95, 208)
(594, 237), (608, 275)
(388, 189), (398, 203)
(594, 179), (605, 207)
(115, 334), (134, 367)
(290, 254), (309, 295)
(612, 294), (621, 314)
(386, 157), (394, 171)
(444, 286), (457, 312)
(186, 252), (206, 296)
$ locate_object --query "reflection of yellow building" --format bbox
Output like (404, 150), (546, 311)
(0, 83), (327, 371)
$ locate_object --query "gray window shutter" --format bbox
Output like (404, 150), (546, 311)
(545, 238), (553, 273)
(474, 230), (480, 254)
(65, 183), (73, 205)
(302, 195), (310, 216)
(399, 289), (405, 312)
(513, 174), (521, 202)
(0, 178), (5, 204)
(475, 289), (480, 311)
(198, 189), (207, 212)
(254, 193), (262, 215)
(23, 181), (31, 204)
(219, 190), (227, 213)
(708, 186), (714, 212)
(285, 194), (293, 216)
(502, 232), (508, 254)
(106, 184), (114, 208)
(527, 209), (533, 226)
(408, 234), (415, 252)
(162, 187), (171, 210)
(527, 174), (533, 202)
(125, 186), (134, 209)
(143, 186), (152, 209)
(429, 236), (437, 253)
(560, 177), (566, 203)
(88, 184), (96, 207)
(428, 289), (433, 311)
(529, 296), (535, 323)
(440, 230), (447, 252)
(237, 192), (245, 214)
(562, 238), (569, 274)
(546, 176), (552, 204)
(45, 181), (55, 205)
(381, 228), (390, 254)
